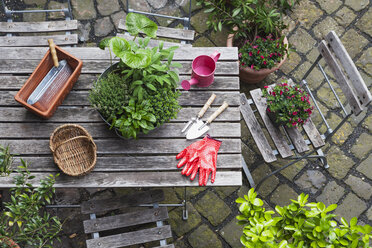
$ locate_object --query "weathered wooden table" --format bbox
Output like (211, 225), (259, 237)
(0, 46), (242, 188)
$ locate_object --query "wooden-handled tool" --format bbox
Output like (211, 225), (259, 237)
(181, 93), (216, 133)
(186, 101), (229, 140)
(48, 39), (59, 67)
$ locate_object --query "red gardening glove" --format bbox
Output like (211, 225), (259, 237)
(176, 137), (208, 180)
(195, 135), (221, 186)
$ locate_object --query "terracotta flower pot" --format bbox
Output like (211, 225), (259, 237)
(226, 32), (288, 84)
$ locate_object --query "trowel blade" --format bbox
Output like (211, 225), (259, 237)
(186, 120), (210, 140)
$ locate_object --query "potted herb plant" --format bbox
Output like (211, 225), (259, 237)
(197, 0), (298, 83)
(0, 160), (62, 248)
(236, 188), (372, 247)
(89, 13), (182, 139)
(262, 82), (313, 128)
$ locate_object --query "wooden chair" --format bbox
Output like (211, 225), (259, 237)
(116, 0), (195, 47)
(0, 0), (78, 47)
(81, 189), (174, 248)
(240, 31), (371, 189)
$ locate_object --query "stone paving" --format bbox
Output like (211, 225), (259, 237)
(1, 0), (372, 247)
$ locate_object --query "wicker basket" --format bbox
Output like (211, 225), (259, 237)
(50, 124), (97, 176)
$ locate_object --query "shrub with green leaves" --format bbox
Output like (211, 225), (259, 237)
(236, 188), (372, 248)
(89, 72), (130, 121)
(90, 13), (182, 139)
(0, 161), (62, 248)
(148, 88), (182, 127)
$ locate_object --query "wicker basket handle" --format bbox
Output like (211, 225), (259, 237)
(54, 135), (96, 152)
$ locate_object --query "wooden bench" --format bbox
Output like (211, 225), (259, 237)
(240, 31), (371, 189)
(0, 20), (78, 47)
(117, 19), (195, 47)
(82, 190), (174, 248)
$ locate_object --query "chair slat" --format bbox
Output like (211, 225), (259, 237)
(325, 31), (371, 108)
(302, 119), (325, 148)
(81, 189), (164, 214)
(0, 34), (78, 47)
(250, 88), (293, 158)
(239, 93), (276, 163)
(153, 245), (175, 248)
(0, 20), (78, 33)
(118, 19), (195, 41)
(318, 41), (363, 115)
(84, 207), (169, 233)
(86, 225), (173, 248)
(117, 33), (192, 47)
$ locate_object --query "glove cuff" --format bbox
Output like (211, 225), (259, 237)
(205, 134), (222, 149)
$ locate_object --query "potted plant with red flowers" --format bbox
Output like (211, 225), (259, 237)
(262, 82), (313, 128)
(196, 0), (298, 83)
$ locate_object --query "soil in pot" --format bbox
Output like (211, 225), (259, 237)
(226, 33), (288, 84)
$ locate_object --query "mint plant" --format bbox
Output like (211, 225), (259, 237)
(90, 13), (182, 139)
(237, 188), (372, 248)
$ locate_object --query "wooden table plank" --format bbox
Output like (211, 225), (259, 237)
(0, 122), (241, 138)
(0, 75), (239, 91)
(250, 88), (292, 158)
(0, 34), (78, 47)
(13, 154), (242, 172)
(0, 60), (239, 75)
(1, 91), (240, 107)
(0, 107), (241, 122)
(0, 75), (240, 90)
(0, 47), (238, 61)
(0, 138), (241, 155)
(0, 171), (243, 188)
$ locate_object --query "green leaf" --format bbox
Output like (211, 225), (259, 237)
(325, 204), (337, 213)
(232, 8), (241, 17)
(146, 83), (156, 91)
(279, 240), (287, 248)
(341, 217), (349, 227)
(168, 71), (179, 83)
(253, 198), (263, 207)
(99, 37), (111, 50)
(218, 21), (222, 31)
(120, 49), (151, 69)
(350, 217), (358, 227)
(126, 13), (158, 38)
(109, 37), (130, 58)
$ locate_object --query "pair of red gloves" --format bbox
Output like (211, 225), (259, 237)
(176, 135), (221, 186)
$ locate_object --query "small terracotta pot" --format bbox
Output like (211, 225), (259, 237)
(226, 32), (288, 84)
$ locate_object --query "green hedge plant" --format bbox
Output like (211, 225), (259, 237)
(237, 188), (372, 248)
(0, 161), (62, 248)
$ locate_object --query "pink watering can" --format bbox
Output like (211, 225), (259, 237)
(181, 51), (221, 91)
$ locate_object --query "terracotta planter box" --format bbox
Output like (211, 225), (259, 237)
(14, 46), (83, 119)
(226, 32), (288, 84)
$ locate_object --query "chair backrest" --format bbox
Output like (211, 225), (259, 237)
(117, 19), (194, 47)
(81, 189), (174, 248)
(300, 30), (371, 139)
(0, 0), (78, 47)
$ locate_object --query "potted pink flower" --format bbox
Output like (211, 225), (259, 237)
(262, 82), (313, 128)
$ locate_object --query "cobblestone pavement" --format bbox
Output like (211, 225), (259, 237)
(1, 0), (371, 247)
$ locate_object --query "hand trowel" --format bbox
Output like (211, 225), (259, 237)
(181, 93), (216, 133)
(186, 101), (229, 140)
(27, 39), (72, 105)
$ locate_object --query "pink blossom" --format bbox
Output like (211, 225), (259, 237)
(301, 97), (304, 101)
(269, 53), (273, 58)
(292, 122), (297, 126)
(260, 55), (264, 59)
(267, 107), (271, 112)
(242, 62), (245, 66)
(249, 52), (253, 56)
(253, 45), (258, 49)
(239, 53), (242, 58)
(264, 86), (269, 89)
(292, 111), (298, 116)
(256, 35), (260, 39)
(257, 50), (260, 55)
(280, 90), (283, 95)
(282, 83), (287, 86)
(263, 61), (267, 65)
(251, 64), (254, 69)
